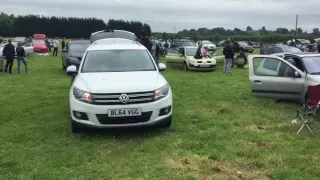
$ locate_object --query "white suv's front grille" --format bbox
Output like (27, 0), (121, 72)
(91, 91), (155, 105)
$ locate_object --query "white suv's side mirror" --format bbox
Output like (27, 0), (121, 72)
(66, 65), (77, 76)
(158, 63), (166, 71)
(294, 71), (300, 78)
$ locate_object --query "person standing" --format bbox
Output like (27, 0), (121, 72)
(45, 38), (51, 52)
(16, 42), (28, 74)
(2, 39), (16, 74)
(223, 42), (234, 73)
(52, 37), (59, 56)
(139, 31), (153, 53)
(61, 38), (66, 51)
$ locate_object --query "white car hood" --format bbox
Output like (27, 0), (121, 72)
(74, 71), (167, 93)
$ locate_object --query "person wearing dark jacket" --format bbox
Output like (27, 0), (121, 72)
(16, 41), (28, 73)
(317, 42), (320, 53)
(236, 50), (248, 68)
(2, 39), (16, 74)
(223, 42), (235, 73)
(62, 38), (66, 51)
(194, 42), (203, 59)
(140, 31), (153, 53)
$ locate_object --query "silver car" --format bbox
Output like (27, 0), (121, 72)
(249, 53), (320, 103)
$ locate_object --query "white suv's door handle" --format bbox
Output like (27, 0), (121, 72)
(254, 80), (262, 83)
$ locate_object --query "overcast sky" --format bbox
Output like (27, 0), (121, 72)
(1, 0), (319, 32)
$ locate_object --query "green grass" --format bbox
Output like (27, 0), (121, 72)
(1, 50), (320, 180)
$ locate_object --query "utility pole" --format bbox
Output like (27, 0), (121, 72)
(295, 14), (298, 38)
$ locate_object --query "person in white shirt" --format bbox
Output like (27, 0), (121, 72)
(52, 38), (59, 56)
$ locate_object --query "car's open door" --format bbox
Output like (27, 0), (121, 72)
(90, 30), (137, 43)
(248, 55), (305, 101)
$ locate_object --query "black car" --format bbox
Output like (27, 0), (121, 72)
(62, 40), (90, 70)
(232, 41), (254, 53)
(262, 44), (302, 55)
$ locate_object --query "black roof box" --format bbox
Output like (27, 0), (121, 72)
(90, 30), (137, 43)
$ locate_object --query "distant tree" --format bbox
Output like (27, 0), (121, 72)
(246, 26), (253, 31)
(161, 32), (168, 40)
(247, 30), (258, 36)
(312, 28), (320, 36)
(297, 27), (303, 34)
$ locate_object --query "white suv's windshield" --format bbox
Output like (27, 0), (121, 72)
(81, 49), (156, 73)
(303, 56), (320, 74)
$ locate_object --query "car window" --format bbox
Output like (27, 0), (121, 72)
(70, 43), (90, 52)
(186, 48), (198, 56)
(81, 49), (156, 73)
(273, 47), (283, 53)
(178, 48), (184, 55)
(254, 57), (296, 77)
(287, 46), (302, 53)
(303, 56), (320, 74)
(166, 49), (179, 55)
(264, 48), (274, 55)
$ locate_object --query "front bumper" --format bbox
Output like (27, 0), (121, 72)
(70, 89), (173, 128)
(188, 63), (216, 71)
(34, 49), (48, 53)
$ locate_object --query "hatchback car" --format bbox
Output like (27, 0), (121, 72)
(33, 40), (48, 53)
(62, 40), (90, 70)
(66, 30), (173, 133)
(166, 46), (216, 71)
(249, 53), (320, 103)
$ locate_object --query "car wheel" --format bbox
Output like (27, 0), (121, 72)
(157, 116), (172, 129)
(71, 119), (83, 133)
(184, 62), (189, 71)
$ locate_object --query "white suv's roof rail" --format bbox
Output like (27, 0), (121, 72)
(90, 29), (137, 44)
(93, 38), (142, 46)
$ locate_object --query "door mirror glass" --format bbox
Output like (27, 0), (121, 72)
(66, 65), (77, 75)
(158, 63), (166, 71)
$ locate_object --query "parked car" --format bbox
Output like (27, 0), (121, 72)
(299, 44), (318, 52)
(197, 40), (216, 51)
(66, 30), (173, 133)
(262, 44), (302, 55)
(232, 41), (254, 53)
(32, 40), (48, 53)
(166, 46), (216, 71)
(62, 40), (90, 70)
(33, 33), (46, 40)
(248, 53), (320, 103)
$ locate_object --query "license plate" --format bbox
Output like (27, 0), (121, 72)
(108, 108), (141, 117)
(200, 65), (210, 67)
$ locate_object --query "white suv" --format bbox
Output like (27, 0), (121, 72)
(66, 30), (173, 133)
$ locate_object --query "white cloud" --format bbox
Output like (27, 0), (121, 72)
(0, 0), (319, 32)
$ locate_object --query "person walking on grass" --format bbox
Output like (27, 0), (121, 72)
(52, 37), (59, 56)
(223, 41), (234, 73)
(2, 39), (15, 74)
(16, 41), (28, 74)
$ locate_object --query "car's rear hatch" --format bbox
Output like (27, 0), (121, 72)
(89, 30), (137, 43)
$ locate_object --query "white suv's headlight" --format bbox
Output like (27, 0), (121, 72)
(73, 87), (93, 103)
(154, 84), (169, 100)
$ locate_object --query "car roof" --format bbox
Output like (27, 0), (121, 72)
(87, 40), (146, 51)
(285, 52), (320, 57)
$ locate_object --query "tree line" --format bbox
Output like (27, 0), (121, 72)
(0, 12), (152, 39)
(153, 26), (320, 43)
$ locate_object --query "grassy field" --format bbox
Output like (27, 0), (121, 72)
(1, 49), (320, 180)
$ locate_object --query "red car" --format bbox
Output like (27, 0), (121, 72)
(33, 33), (46, 40)
(33, 40), (48, 53)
